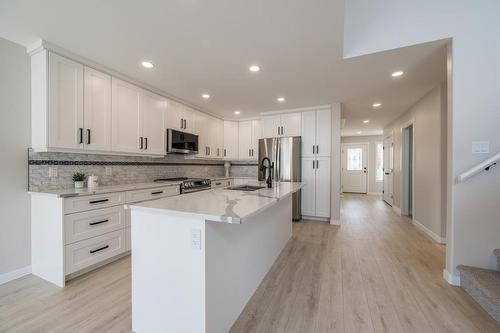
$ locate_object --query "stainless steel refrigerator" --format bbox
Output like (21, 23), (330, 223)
(258, 136), (301, 220)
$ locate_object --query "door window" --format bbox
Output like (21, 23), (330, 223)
(347, 148), (363, 171)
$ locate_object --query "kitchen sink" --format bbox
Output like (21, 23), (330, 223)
(227, 185), (265, 191)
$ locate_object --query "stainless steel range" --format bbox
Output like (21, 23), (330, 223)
(154, 177), (211, 194)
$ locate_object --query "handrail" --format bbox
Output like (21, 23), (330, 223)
(456, 152), (500, 183)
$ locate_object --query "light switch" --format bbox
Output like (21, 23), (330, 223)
(191, 229), (201, 250)
(472, 141), (489, 154)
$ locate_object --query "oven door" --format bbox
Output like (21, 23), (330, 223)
(167, 129), (198, 154)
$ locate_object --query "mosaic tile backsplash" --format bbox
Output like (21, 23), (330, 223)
(28, 151), (258, 191)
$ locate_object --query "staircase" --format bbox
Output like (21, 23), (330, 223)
(457, 249), (500, 324)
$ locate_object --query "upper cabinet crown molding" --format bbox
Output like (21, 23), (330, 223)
(260, 104), (332, 116)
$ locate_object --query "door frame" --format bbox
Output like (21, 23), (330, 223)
(400, 119), (416, 217)
(383, 133), (394, 206)
(341, 142), (369, 194)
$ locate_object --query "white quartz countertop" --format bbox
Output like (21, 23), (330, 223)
(129, 181), (304, 224)
(28, 181), (183, 198)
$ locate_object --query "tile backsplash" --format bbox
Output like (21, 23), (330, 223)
(28, 151), (258, 191)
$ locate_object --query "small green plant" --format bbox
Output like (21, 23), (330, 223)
(72, 172), (86, 182)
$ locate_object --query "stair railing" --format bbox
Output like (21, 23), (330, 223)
(456, 151), (500, 183)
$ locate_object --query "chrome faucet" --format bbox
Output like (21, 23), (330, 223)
(260, 157), (274, 188)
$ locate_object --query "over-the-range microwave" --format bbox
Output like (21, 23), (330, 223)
(166, 129), (199, 154)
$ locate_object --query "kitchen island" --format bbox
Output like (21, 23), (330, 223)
(129, 181), (304, 333)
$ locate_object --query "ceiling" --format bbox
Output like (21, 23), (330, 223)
(0, 0), (446, 134)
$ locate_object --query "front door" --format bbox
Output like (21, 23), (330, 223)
(342, 144), (368, 193)
(383, 136), (394, 206)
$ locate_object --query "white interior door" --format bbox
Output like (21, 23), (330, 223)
(342, 144), (368, 193)
(383, 136), (394, 205)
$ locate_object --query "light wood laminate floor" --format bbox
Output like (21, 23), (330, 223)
(1, 194), (498, 332)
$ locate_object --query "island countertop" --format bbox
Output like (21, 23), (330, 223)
(128, 181), (304, 224)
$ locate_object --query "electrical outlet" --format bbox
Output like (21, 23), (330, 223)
(472, 141), (489, 154)
(48, 166), (57, 178)
(190, 229), (201, 250)
(105, 166), (112, 176)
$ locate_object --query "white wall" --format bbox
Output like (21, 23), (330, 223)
(341, 135), (383, 194)
(0, 37), (31, 282)
(330, 103), (342, 223)
(384, 85), (446, 241)
(344, 1), (500, 282)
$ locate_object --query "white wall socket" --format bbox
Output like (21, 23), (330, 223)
(472, 141), (489, 154)
(105, 166), (112, 176)
(48, 166), (57, 178)
(190, 229), (202, 250)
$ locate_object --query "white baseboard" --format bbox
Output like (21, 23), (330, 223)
(301, 215), (330, 222)
(330, 219), (341, 225)
(412, 219), (446, 244)
(392, 205), (401, 215)
(0, 266), (31, 285)
(367, 192), (382, 196)
(443, 269), (461, 286)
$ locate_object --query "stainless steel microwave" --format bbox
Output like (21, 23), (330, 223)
(166, 129), (199, 154)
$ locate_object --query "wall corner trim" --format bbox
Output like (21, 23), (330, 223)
(443, 269), (461, 286)
(412, 219), (446, 244)
(0, 266), (32, 285)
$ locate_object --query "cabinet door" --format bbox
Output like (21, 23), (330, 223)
(216, 119), (224, 158)
(183, 106), (196, 134)
(196, 112), (209, 158)
(111, 78), (142, 153)
(84, 67), (111, 151)
(301, 111), (316, 157)
(207, 116), (218, 157)
(223, 121), (238, 159)
(142, 90), (167, 155)
(316, 109), (332, 157)
(48, 52), (84, 149)
(281, 112), (301, 137)
(315, 156), (331, 218)
(261, 115), (281, 138)
(251, 120), (261, 159)
(301, 157), (316, 216)
(166, 100), (183, 131)
(238, 121), (253, 159)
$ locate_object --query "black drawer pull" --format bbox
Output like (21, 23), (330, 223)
(89, 219), (109, 226)
(89, 245), (109, 254)
(215, 182), (221, 185)
(89, 199), (109, 204)
(151, 191), (164, 195)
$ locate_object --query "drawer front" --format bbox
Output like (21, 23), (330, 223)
(212, 179), (232, 188)
(64, 192), (125, 214)
(126, 185), (180, 203)
(65, 229), (126, 274)
(64, 206), (126, 244)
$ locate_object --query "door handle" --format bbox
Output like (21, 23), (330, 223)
(78, 128), (83, 144)
(184, 119), (187, 129)
(313, 160), (315, 169)
(313, 145), (315, 154)
(89, 199), (109, 204)
(316, 160), (319, 168)
(89, 245), (109, 254)
(277, 126), (280, 135)
(316, 145), (319, 154)
(144, 137), (148, 150)
(180, 118), (183, 129)
(89, 219), (109, 226)
(86, 129), (91, 144)
(249, 149), (251, 157)
(151, 191), (164, 195)
(139, 137), (144, 149)
(385, 172), (390, 175)
(224, 149), (226, 157)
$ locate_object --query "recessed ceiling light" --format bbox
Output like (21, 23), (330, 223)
(277, 97), (285, 102)
(249, 65), (260, 72)
(201, 94), (211, 99)
(372, 103), (382, 108)
(363, 120), (370, 124)
(141, 61), (154, 68)
(392, 70), (404, 77)
(234, 110), (241, 115)
(357, 131), (362, 135)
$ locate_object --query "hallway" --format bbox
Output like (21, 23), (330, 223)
(0, 195), (498, 332)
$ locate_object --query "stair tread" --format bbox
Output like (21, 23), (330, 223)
(457, 265), (500, 301)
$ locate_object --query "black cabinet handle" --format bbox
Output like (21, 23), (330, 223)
(79, 128), (83, 144)
(215, 182), (221, 185)
(144, 137), (148, 150)
(90, 245), (109, 254)
(151, 191), (163, 195)
(223, 149), (226, 157)
(180, 118), (184, 129)
(86, 129), (91, 144)
(89, 199), (109, 204)
(316, 145), (319, 154)
(184, 119), (187, 129)
(217, 148), (220, 156)
(89, 219), (109, 226)
(249, 149), (251, 157)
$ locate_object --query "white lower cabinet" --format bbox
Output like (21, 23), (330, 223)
(301, 156), (331, 218)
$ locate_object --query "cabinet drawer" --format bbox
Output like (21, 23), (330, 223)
(64, 192), (125, 214)
(126, 185), (180, 203)
(64, 206), (126, 244)
(65, 229), (126, 275)
(212, 179), (232, 188)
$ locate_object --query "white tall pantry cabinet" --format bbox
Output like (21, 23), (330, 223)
(300, 108), (332, 219)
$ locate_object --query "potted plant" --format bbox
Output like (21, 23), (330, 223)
(72, 172), (86, 189)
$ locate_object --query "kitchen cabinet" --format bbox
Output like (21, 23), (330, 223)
(166, 101), (196, 134)
(238, 120), (260, 160)
(261, 112), (301, 138)
(196, 112), (210, 158)
(141, 90), (167, 155)
(216, 119), (224, 158)
(84, 67), (112, 151)
(301, 109), (331, 158)
(223, 121), (239, 159)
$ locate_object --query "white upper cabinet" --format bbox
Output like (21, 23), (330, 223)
(301, 109), (331, 158)
(261, 112), (301, 138)
(216, 119), (224, 158)
(84, 67), (111, 152)
(223, 121), (239, 160)
(166, 101), (197, 134)
(238, 120), (260, 160)
(196, 112), (210, 158)
(301, 111), (316, 157)
(141, 90), (167, 155)
(48, 52), (84, 149)
(111, 78), (142, 154)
